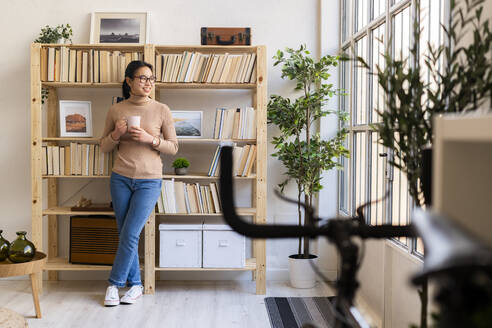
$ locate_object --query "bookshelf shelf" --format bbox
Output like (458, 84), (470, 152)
(42, 137), (256, 144)
(155, 258), (257, 271)
(42, 207), (255, 217)
(42, 82), (122, 88)
(41, 174), (255, 180)
(45, 257), (119, 271)
(156, 83), (256, 89)
(31, 43), (267, 296)
(41, 82), (256, 89)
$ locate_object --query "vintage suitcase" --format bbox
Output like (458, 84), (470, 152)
(69, 216), (119, 265)
(201, 27), (251, 46)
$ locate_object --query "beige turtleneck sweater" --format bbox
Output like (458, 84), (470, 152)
(100, 95), (178, 179)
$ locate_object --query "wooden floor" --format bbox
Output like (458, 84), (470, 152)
(0, 280), (335, 328)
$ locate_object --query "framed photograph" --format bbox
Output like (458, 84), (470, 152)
(171, 111), (203, 138)
(90, 12), (150, 44)
(59, 101), (93, 137)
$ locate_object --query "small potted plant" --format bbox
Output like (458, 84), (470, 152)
(34, 24), (73, 44)
(172, 158), (190, 175)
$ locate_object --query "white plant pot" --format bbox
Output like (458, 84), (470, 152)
(288, 254), (318, 289)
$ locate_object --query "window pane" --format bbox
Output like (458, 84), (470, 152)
(354, 36), (368, 125)
(390, 153), (411, 247)
(342, 0), (350, 42)
(370, 132), (386, 225)
(353, 132), (368, 214)
(340, 136), (350, 214)
(393, 6), (412, 62)
(373, 0), (385, 19)
(356, 0), (368, 32)
(340, 53), (351, 214)
(371, 23), (385, 123)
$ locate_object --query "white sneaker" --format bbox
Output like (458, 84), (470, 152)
(104, 285), (120, 307)
(120, 285), (144, 304)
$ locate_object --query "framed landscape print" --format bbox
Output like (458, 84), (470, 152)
(59, 101), (93, 137)
(171, 111), (203, 138)
(90, 12), (150, 44)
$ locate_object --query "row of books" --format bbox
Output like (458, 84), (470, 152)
(157, 180), (221, 214)
(213, 107), (256, 140)
(207, 144), (257, 177)
(155, 52), (257, 83)
(42, 144), (115, 176)
(41, 46), (143, 83)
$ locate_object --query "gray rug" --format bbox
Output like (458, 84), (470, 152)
(264, 297), (337, 328)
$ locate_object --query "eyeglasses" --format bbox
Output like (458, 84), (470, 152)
(133, 75), (156, 84)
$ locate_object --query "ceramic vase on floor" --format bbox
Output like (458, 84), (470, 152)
(0, 230), (9, 261)
(8, 231), (36, 263)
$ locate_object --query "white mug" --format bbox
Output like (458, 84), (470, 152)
(127, 116), (141, 128)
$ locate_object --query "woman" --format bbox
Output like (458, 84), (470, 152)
(99, 60), (178, 306)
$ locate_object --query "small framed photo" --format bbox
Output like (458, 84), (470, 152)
(59, 101), (93, 137)
(171, 111), (203, 138)
(90, 12), (150, 44)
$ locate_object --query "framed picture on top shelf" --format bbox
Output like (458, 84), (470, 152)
(171, 111), (203, 138)
(90, 12), (150, 44)
(59, 100), (93, 137)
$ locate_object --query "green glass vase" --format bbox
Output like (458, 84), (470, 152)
(0, 230), (10, 261)
(8, 231), (36, 263)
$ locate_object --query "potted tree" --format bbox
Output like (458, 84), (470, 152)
(268, 45), (348, 288)
(172, 157), (190, 175)
(357, 0), (491, 207)
(356, 0), (491, 325)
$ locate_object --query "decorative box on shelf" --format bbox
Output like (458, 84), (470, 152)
(203, 219), (245, 268)
(69, 216), (118, 265)
(159, 219), (203, 268)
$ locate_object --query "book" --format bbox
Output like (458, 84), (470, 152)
(174, 181), (187, 214)
(76, 50), (82, 83)
(47, 47), (55, 82)
(243, 145), (257, 176)
(156, 55), (162, 81)
(186, 183), (198, 213)
(53, 146), (59, 175)
(93, 50), (100, 83)
(41, 47), (48, 81)
(69, 49), (76, 83)
(42, 146), (47, 175)
(64, 144), (71, 176)
(210, 182), (221, 213)
(88, 49), (93, 83)
(82, 52), (88, 83)
(60, 147), (65, 176)
(237, 144), (251, 176)
(47, 146), (54, 175)
(60, 46), (69, 82)
(94, 145), (100, 176)
(207, 145), (221, 176)
(81, 144), (88, 176)
(183, 182), (191, 214)
(88, 144), (95, 176)
(245, 53), (256, 83)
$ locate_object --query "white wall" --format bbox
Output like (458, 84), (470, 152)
(0, 0), (343, 282)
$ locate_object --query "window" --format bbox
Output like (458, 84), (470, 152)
(339, 0), (445, 255)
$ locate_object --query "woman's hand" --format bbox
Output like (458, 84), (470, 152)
(128, 126), (154, 144)
(112, 118), (128, 140)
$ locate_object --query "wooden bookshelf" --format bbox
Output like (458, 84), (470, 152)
(31, 43), (267, 295)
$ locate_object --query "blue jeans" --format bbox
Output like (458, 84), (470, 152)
(108, 172), (162, 288)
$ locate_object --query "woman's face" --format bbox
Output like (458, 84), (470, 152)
(126, 66), (154, 97)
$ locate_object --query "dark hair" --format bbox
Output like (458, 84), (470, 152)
(122, 60), (154, 99)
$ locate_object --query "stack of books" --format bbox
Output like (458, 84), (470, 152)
(41, 46), (143, 83)
(42, 144), (115, 176)
(207, 144), (256, 177)
(213, 107), (256, 140)
(156, 180), (221, 214)
(155, 52), (256, 83)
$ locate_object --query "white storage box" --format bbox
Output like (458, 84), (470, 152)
(203, 220), (246, 268)
(159, 220), (203, 268)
